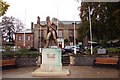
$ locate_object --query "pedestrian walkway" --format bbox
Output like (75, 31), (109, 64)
(2, 66), (118, 78)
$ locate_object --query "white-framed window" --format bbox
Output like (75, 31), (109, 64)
(69, 30), (74, 42)
(18, 36), (22, 41)
(69, 30), (74, 37)
(27, 36), (31, 40)
(58, 30), (63, 38)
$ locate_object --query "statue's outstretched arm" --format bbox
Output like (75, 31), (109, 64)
(51, 22), (57, 26)
(39, 24), (47, 27)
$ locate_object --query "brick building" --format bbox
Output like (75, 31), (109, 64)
(14, 29), (33, 48)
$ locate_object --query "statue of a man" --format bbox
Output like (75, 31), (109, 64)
(41, 16), (59, 48)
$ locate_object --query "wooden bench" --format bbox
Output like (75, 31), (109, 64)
(0, 59), (17, 68)
(93, 57), (119, 69)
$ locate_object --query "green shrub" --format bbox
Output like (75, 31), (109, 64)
(107, 47), (120, 55)
(2, 46), (41, 59)
(15, 48), (29, 56)
(107, 48), (119, 53)
(2, 46), (15, 56)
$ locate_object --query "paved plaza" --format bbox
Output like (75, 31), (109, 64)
(2, 66), (119, 78)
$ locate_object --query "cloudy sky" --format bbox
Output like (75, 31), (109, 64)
(2, 0), (80, 29)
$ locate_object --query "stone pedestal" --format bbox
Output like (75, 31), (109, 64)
(32, 48), (70, 77)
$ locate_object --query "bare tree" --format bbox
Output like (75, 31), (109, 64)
(0, 16), (24, 44)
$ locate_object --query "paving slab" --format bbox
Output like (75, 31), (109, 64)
(2, 66), (118, 78)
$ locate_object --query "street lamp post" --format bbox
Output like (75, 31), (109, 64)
(57, 4), (59, 36)
(23, 29), (26, 47)
(39, 24), (42, 53)
(74, 20), (76, 54)
(88, 6), (93, 54)
(74, 21), (76, 46)
(24, 9), (26, 48)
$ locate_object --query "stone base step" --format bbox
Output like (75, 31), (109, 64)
(32, 68), (70, 77)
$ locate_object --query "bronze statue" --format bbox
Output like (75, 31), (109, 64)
(40, 16), (59, 48)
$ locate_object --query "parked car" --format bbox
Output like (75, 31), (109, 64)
(0, 48), (5, 52)
(94, 46), (105, 49)
(64, 46), (72, 53)
(0, 46), (5, 52)
(71, 45), (85, 53)
(71, 46), (80, 52)
(61, 48), (65, 55)
(79, 47), (85, 53)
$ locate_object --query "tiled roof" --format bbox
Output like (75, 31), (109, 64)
(61, 21), (80, 24)
(15, 29), (33, 33)
(40, 21), (80, 25)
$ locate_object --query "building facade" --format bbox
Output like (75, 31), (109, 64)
(31, 16), (80, 49)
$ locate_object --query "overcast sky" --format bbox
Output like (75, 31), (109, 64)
(2, 0), (80, 29)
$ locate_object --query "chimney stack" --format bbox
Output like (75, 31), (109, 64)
(37, 16), (40, 25)
(31, 22), (34, 30)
